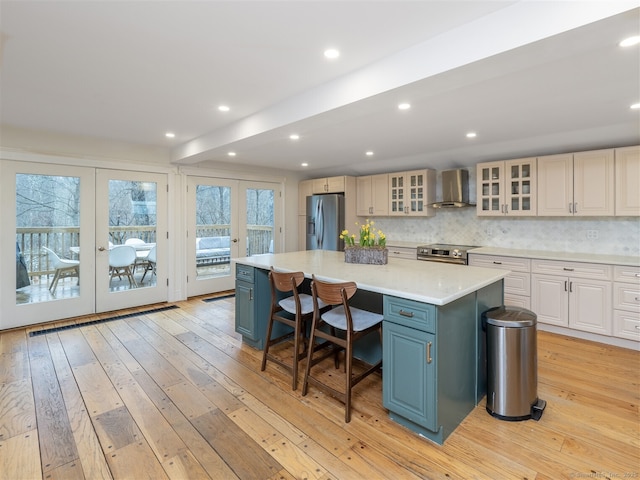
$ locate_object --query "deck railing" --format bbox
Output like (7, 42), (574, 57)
(17, 224), (273, 278)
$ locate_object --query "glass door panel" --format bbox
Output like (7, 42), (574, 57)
(95, 170), (167, 312)
(244, 185), (275, 257)
(187, 177), (238, 297)
(1, 161), (95, 329)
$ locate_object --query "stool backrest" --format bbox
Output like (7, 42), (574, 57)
(311, 275), (357, 307)
(269, 268), (304, 294)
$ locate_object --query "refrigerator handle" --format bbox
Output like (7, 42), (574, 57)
(316, 198), (324, 249)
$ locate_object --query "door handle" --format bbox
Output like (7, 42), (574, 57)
(98, 246), (107, 251)
(232, 238), (238, 243)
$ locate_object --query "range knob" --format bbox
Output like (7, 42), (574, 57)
(452, 249), (461, 257)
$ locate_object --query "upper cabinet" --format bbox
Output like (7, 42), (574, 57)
(476, 158), (536, 217)
(388, 169), (436, 216)
(356, 174), (389, 216)
(538, 149), (614, 216)
(312, 176), (345, 194)
(298, 179), (314, 214)
(615, 146), (640, 216)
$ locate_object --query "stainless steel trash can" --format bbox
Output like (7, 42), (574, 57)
(483, 306), (546, 421)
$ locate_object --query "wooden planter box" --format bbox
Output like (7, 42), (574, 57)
(344, 246), (388, 265)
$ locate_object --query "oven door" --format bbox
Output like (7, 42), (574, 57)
(417, 256), (467, 265)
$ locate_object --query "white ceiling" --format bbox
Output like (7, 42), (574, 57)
(1, 1), (639, 177)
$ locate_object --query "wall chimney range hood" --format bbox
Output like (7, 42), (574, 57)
(430, 169), (476, 208)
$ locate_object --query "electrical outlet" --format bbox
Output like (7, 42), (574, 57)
(586, 230), (599, 240)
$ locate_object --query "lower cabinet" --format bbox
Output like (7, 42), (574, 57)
(612, 265), (640, 340)
(531, 260), (612, 336)
(234, 264), (272, 349)
(381, 288), (495, 445)
(383, 314), (437, 432)
(469, 254), (531, 308)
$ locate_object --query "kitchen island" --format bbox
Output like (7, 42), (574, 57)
(233, 250), (508, 444)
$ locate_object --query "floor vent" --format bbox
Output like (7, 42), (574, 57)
(202, 294), (235, 303)
(28, 305), (180, 337)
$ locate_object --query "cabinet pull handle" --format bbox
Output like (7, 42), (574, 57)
(564, 281), (568, 292)
(574, 202), (578, 213)
(426, 342), (432, 364)
(399, 309), (414, 318)
(249, 288), (253, 301)
(563, 267), (574, 271)
(569, 282), (573, 293)
(493, 261), (502, 265)
(636, 325), (640, 330)
(635, 273), (640, 278)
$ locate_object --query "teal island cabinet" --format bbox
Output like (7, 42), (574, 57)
(233, 250), (506, 444)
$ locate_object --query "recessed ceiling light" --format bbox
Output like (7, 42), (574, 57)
(631, 103), (640, 109)
(324, 48), (340, 59)
(165, 132), (175, 138)
(301, 163), (309, 167)
(619, 35), (640, 47)
(289, 134), (300, 140)
(398, 103), (411, 110)
(218, 105), (230, 112)
(365, 151), (374, 156)
(228, 151), (236, 157)
(466, 132), (477, 138)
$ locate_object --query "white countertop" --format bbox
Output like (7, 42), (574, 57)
(234, 250), (508, 306)
(469, 246), (640, 267)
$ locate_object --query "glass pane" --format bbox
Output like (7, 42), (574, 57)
(195, 184), (231, 279)
(491, 198), (499, 210)
(482, 168), (489, 181)
(491, 182), (500, 196)
(482, 184), (489, 196)
(491, 167), (500, 180)
(16, 174), (81, 304)
(522, 181), (530, 194)
(523, 197), (531, 210)
(108, 180), (157, 291)
(511, 165), (519, 179)
(511, 182), (519, 195)
(522, 164), (530, 178)
(512, 198), (520, 211)
(482, 198), (489, 210)
(246, 188), (274, 256)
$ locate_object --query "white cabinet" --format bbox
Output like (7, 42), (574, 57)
(476, 158), (536, 216)
(356, 174), (389, 216)
(468, 254), (531, 309)
(531, 259), (612, 335)
(537, 149), (615, 216)
(387, 245), (417, 260)
(615, 146), (640, 216)
(312, 176), (345, 194)
(612, 265), (640, 340)
(388, 169), (436, 216)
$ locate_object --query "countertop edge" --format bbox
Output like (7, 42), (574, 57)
(468, 247), (640, 267)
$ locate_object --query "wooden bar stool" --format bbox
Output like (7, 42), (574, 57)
(261, 267), (326, 390)
(302, 275), (383, 422)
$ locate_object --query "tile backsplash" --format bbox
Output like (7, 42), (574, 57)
(376, 209), (639, 256)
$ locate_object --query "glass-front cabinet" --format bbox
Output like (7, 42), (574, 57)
(389, 169), (436, 216)
(477, 158), (537, 216)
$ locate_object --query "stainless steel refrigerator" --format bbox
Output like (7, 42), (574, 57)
(306, 194), (345, 251)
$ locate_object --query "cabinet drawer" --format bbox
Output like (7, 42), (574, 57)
(531, 259), (612, 280)
(236, 263), (254, 283)
(504, 271), (531, 296)
(613, 309), (640, 341)
(613, 265), (640, 284)
(504, 294), (531, 310)
(469, 254), (530, 272)
(387, 246), (417, 260)
(613, 282), (640, 312)
(384, 296), (435, 333)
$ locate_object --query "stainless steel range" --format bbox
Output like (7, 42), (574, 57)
(416, 244), (478, 265)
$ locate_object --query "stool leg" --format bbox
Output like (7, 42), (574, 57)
(345, 333), (353, 423)
(301, 315), (319, 397)
(261, 311), (276, 373)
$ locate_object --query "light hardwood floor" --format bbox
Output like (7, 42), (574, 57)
(1, 295), (638, 479)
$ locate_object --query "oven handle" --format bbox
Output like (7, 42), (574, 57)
(417, 256), (467, 265)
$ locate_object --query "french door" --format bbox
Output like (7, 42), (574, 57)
(186, 176), (279, 297)
(95, 169), (168, 312)
(1, 161), (168, 329)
